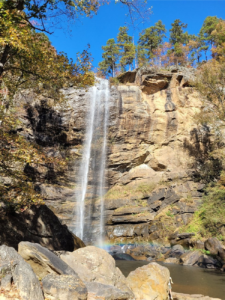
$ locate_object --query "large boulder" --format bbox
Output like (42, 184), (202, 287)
(126, 262), (170, 300)
(59, 246), (134, 298)
(0, 204), (84, 251)
(42, 274), (87, 300)
(179, 251), (202, 266)
(18, 241), (76, 279)
(0, 245), (44, 300)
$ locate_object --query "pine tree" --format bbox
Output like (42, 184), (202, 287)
(199, 16), (221, 60)
(98, 39), (119, 77)
(138, 20), (166, 65)
(169, 19), (189, 45)
(117, 26), (135, 72)
(169, 19), (190, 66)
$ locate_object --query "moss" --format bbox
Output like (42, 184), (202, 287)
(105, 182), (157, 201)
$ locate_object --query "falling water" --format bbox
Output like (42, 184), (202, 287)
(74, 78), (110, 244)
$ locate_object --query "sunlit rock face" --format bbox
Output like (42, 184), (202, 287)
(17, 67), (209, 244)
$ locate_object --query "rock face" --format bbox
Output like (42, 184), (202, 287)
(0, 204), (83, 251)
(126, 262), (170, 300)
(0, 245), (44, 300)
(16, 66), (210, 244)
(59, 246), (134, 299)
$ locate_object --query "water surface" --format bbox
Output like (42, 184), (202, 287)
(116, 260), (225, 299)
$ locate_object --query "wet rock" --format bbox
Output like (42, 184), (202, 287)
(59, 246), (134, 299)
(126, 262), (170, 300)
(42, 274), (87, 300)
(0, 245), (44, 300)
(18, 241), (76, 279)
(85, 282), (130, 300)
(179, 250), (202, 266)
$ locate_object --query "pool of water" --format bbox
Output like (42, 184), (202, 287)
(116, 260), (225, 299)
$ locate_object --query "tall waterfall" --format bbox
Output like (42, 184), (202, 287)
(75, 78), (109, 244)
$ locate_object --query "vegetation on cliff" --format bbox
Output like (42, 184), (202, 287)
(98, 16), (224, 76)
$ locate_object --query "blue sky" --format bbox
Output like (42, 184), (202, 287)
(48, 1), (225, 69)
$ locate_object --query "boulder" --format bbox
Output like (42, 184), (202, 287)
(42, 274), (87, 300)
(172, 292), (221, 300)
(126, 262), (170, 300)
(0, 204), (83, 251)
(85, 282), (130, 300)
(59, 246), (134, 298)
(0, 245), (44, 300)
(179, 250), (202, 266)
(197, 255), (221, 269)
(18, 241), (76, 279)
(204, 238), (222, 255)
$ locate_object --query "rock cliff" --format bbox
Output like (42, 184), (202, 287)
(16, 67), (209, 245)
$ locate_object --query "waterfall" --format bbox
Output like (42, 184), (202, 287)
(74, 78), (110, 244)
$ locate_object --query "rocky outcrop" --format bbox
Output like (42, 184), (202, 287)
(0, 204), (83, 251)
(15, 66), (210, 244)
(126, 262), (170, 300)
(0, 245), (44, 300)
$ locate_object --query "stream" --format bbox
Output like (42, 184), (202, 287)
(116, 260), (225, 299)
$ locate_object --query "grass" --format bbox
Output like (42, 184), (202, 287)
(181, 183), (225, 241)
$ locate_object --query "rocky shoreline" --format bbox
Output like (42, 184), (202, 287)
(0, 241), (222, 300)
(109, 236), (225, 272)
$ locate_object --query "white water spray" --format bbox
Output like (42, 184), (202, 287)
(75, 78), (110, 244)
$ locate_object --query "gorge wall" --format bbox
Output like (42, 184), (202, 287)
(17, 67), (210, 245)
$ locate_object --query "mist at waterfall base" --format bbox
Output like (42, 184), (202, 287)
(74, 78), (109, 246)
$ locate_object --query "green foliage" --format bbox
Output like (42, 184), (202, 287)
(138, 20), (166, 65)
(117, 26), (135, 72)
(98, 38), (119, 77)
(185, 183), (225, 240)
(169, 19), (189, 45)
(199, 16), (220, 47)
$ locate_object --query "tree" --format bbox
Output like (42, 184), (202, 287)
(169, 19), (190, 66)
(169, 19), (189, 45)
(117, 26), (135, 72)
(195, 59), (225, 120)
(138, 20), (166, 65)
(98, 39), (119, 77)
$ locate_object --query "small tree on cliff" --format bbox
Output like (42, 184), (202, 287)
(99, 39), (119, 77)
(138, 20), (166, 65)
(117, 26), (135, 72)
